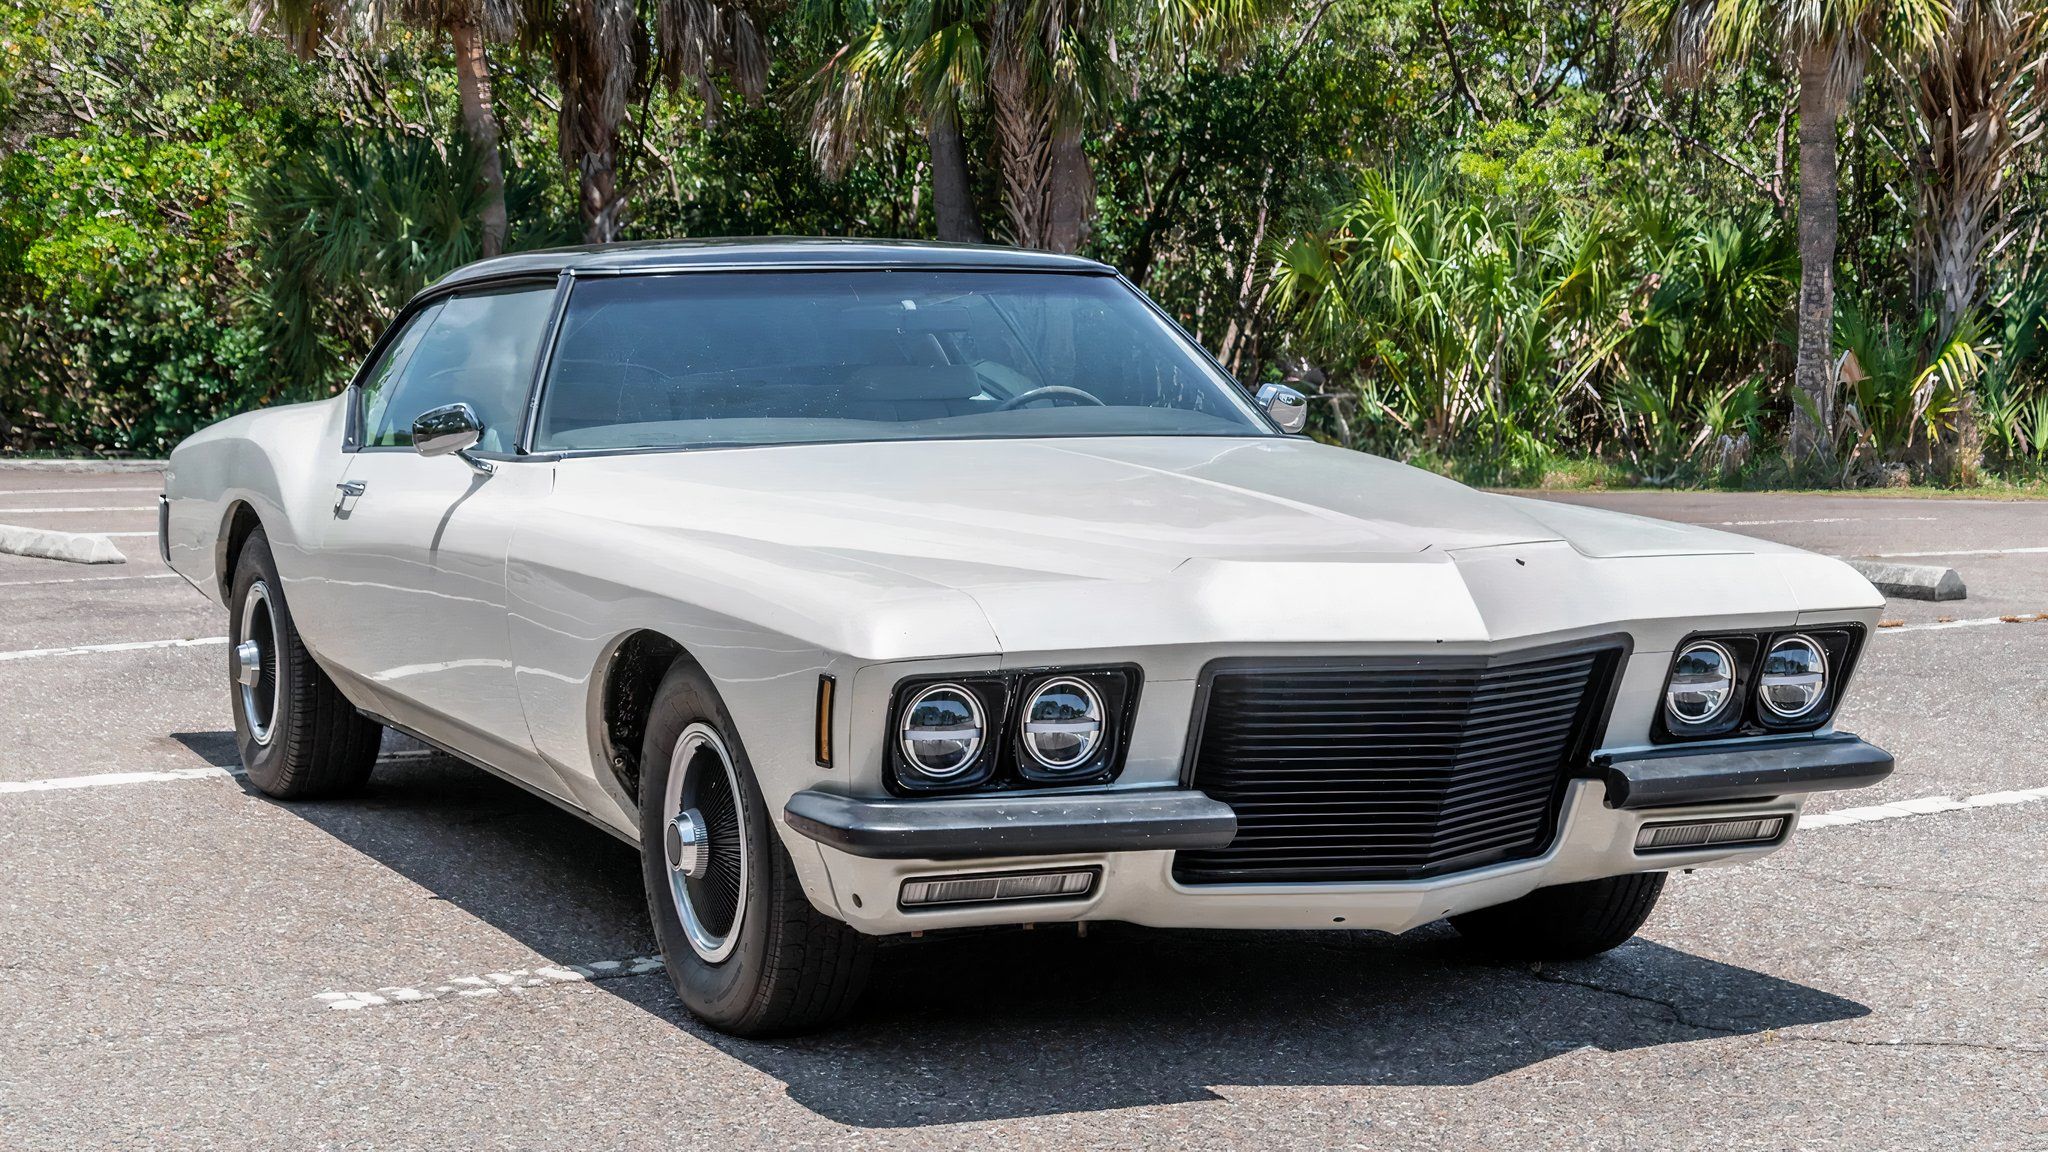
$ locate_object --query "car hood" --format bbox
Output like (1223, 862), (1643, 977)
(541, 437), (1849, 658)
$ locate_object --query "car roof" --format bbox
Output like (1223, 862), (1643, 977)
(431, 237), (1117, 292)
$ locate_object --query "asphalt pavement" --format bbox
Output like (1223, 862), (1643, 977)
(0, 467), (2042, 1150)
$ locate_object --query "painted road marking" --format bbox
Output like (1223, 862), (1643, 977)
(1873, 613), (2044, 634)
(0, 766), (240, 793)
(316, 956), (666, 1011)
(0, 635), (226, 662)
(0, 486), (160, 495)
(1714, 516), (1939, 527)
(309, 785), (2048, 1014)
(0, 572), (181, 588)
(0, 746), (432, 787)
(0, 506), (158, 514)
(1873, 546), (2048, 558)
(0, 750), (437, 795)
(1799, 785), (2048, 829)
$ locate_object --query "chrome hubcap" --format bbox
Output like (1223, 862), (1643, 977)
(237, 581), (282, 747)
(665, 809), (708, 879)
(662, 724), (748, 964)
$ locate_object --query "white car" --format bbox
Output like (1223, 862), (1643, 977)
(162, 239), (1894, 1036)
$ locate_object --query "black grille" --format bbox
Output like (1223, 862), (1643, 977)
(1175, 644), (1621, 884)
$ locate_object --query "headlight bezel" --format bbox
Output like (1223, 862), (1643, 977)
(1652, 625), (1864, 743)
(885, 665), (1141, 795)
(1662, 637), (1746, 733)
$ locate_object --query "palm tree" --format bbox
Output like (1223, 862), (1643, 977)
(807, 9), (987, 241)
(526, 0), (775, 243)
(1909, 0), (2046, 339)
(254, 0), (517, 257)
(1634, 0), (1949, 461)
(806, 0), (1274, 252)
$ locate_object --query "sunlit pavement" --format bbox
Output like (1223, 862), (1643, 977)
(1, 467), (2041, 1150)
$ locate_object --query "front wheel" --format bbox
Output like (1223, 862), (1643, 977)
(1450, 872), (1666, 961)
(228, 529), (383, 799)
(638, 660), (873, 1036)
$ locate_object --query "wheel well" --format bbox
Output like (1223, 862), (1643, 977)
(218, 501), (262, 602)
(600, 630), (687, 806)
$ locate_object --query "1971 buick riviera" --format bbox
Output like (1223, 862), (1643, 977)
(162, 239), (1895, 1036)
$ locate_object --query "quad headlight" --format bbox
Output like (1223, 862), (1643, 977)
(1019, 677), (1105, 772)
(1656, 627), (1861, 741)
(899, 683), (985, 781)
(1665, 640), (1737, 727)
(1758, 634), (1828, 719)
(887, 667), (1138, 793)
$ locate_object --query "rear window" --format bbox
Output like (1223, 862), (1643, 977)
(531, 270), (1268, 451)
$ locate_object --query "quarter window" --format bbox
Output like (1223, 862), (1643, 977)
(359, 285), (556, 452)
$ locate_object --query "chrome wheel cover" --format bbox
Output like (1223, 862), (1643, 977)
(663, 723), (749, 964)
(237, 581), (282, 747)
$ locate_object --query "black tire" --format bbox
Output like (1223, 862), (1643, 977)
(228, 529), (383, 799)
(638, 659), (873, 1037)
(1450, 872), (1666, 962)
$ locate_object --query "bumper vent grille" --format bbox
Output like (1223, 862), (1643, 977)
(1175, 644), (1621, 884)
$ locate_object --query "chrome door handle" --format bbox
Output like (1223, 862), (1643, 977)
(336, 480), (367, 497)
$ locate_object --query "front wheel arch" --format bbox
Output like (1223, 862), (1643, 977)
(593, 628), (688, 816)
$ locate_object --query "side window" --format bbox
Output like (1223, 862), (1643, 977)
(361, 285), (557, 451)
(356, 302), (440, 447)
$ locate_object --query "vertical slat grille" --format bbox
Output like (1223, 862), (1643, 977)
(1175, 646), (1617, 884)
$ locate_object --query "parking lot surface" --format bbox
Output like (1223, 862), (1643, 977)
(1, 468), (2042, 1150)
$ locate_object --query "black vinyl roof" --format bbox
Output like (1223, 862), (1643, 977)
(432, 237), (1115, 291)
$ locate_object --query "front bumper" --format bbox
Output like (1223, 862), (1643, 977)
(1595, 733), (1893, 808)
(783, 734), (1892, 935)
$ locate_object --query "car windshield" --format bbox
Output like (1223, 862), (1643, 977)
(532, 270), (1272, 451)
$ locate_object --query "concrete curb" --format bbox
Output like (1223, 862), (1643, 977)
(0, 523), (128, 564)
(0, 458), (167, 473)
(1845, 558), (1966, 602)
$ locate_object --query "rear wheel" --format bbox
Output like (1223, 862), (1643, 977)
(228, 530), (383, 799)
(639, 659), (873, 1036)
(1450, 872), (1666, 961)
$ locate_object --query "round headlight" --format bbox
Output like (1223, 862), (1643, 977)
(1666, 640), (1736, 727)
(1759, 635), (1828, 719)
(900, 683), (984, 779)
(1020, 677), (1105, 771)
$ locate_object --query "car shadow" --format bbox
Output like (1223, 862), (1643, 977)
(243, 739), (1871, 1128)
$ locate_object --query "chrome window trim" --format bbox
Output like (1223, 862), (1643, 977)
(343, 271), (566, 455)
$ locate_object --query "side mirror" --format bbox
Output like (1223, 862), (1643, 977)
(411, 402), (494, 474)
(1254, 383), (1309, 434)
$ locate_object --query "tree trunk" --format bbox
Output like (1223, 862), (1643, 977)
(1791, 57), (1840, 463)
(449, 17), (508, 258)
(552, 0), (634, 244)
(928, 101), (984, 243)
(987, 2), (1093, 253)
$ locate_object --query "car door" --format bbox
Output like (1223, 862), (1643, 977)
(315, 281), (566, 791)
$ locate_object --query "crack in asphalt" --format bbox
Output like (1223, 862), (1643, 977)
(1522, 967), (2045, 1059)
(1762, 865), (2039, 908)
(1522, 965), (1743, 1035)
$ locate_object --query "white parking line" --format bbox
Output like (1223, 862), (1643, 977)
(0, 572), (181, 588)
(1873, 546), (2048, 558)
(0, 486), (160, 495)
(308, 784), (2048, 1014)
(0, 749), (437, 795)
(1800, 785), (2048, 829)
(0, 635), (227, 662)
(1874, 613), (2045, 635)
(0, 506), (158, 514)
(0, 766), (240, 793)
(317, 956), (666, 1011)
(1713, 516), (1939, 527)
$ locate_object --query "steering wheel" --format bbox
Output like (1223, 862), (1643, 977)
(995, 385), (1107, 411)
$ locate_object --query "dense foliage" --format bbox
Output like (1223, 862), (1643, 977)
(2, 0), (2045, 488)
